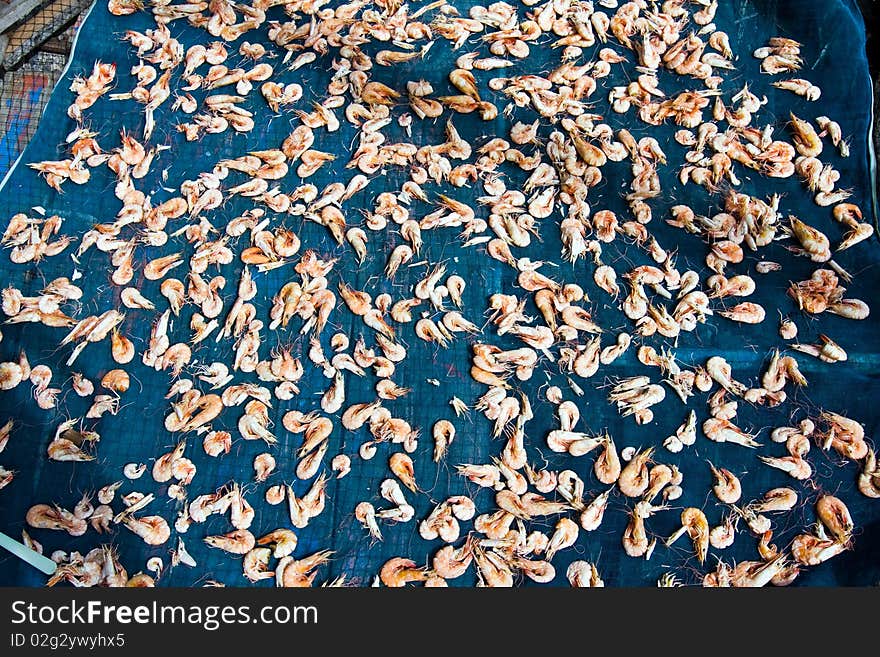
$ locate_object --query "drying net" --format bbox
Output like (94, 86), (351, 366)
(0, 0), (878, 587)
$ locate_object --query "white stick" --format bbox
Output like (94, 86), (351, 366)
(0, 531), (58, 576)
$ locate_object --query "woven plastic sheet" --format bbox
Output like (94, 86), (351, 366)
(0, 0), (878, 587)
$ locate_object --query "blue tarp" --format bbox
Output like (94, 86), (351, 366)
(0, 0), (878, 586)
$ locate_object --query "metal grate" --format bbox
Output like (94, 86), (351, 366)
(0, 1), (91, 179)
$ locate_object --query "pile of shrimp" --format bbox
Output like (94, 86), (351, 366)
(0, 0), (877, 587)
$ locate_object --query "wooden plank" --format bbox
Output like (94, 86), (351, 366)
(0, 0), (46, 35)
(41, 10), (86, 54)
(2, 0), (90, 69)
(40, 35), (72, 55)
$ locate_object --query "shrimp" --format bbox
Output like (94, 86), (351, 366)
(622, 501), (652, 558)
(0, 419), (12, 452)
(792, 335), (847, 363)
(580, 489), (611, 531)
(204, 529), (255, 555)
(433, 420), (456, 462)
(779, 317), (798, 340)
(379, 557), (429, 588)
(750, 487), (799, 514)
(124, 516), (171, 546)
(26, 504), (87, 536)
(567, 561), (604, 587)
(442, 311), (481, 334)
(858, 450), (880, 499)
(355, 502), (383, 542)
(390, 452), (418, 492)
(718, 302), (766, 324)
(837, 222), (874, 251)
(731, 555), (789, 587)
(276, 551), (333, 588)
(815, 495), (853, 543)
(152, 441), (186, 482)
(789, 113), (822, 157)
(253, 453), (276, 482)
(705, 356), (747, 396)
(243, 548), (274, 582)
(666, 508), (709, 564)
(703, 418), (760, 448)
(792, 533), (847, 566)
(664, 411), (697, 453)
(546, 430), (603, 456)
(545, 518), (579, 561)
(594, 436), (621, 484)
(0, 362), (24, 390)
(433, 541), (474, 580)
(473, 547), (513, 587)
(709, 514), (738, 550)
(594, 265), (620, 297)
(709, 463), (742, 503)
(385, 245), (413, 278)
(47, 436), (94, 462)
(788, 216), (831, 262)
(257, 529), (298, 558)
(618, 447), (653, 497)
(773, 79), (821, 101)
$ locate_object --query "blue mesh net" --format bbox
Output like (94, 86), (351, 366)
(0, 0), (878, 587)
